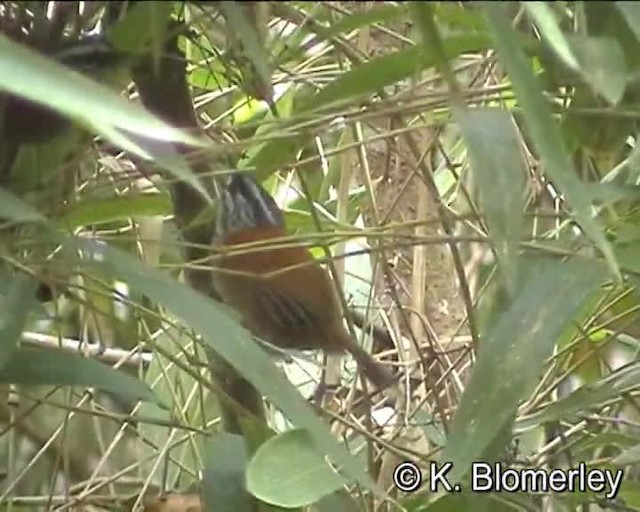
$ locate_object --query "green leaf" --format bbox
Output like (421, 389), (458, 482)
(0, 346), (160, 404)
(409, 3), (459, 93)
(612, 443), (640, 466)
(619, 481), (640, 510)
(456, 108), (527, 290)
(109, 1), (173, 54)
(0, 35), (197, 147)
(614, 241), (640, 275)
(517, 359), (640, 431)
(217, 1), (272, 95)
(101, 129), (211, 203)
(525, 2), (580, 71)
(245, 131), (307, 177)
(248, 34), (491, 175)
(442, 256), (606, 485)
(11, 128), (89, 196)
(78, 240), (376, 494)
(59, 194), (172, 228)
(0, 187), (47, 224)
(313, 490), (361, 512)
(415, 492), (516, 512)
(246, 429), (346, 507)
(0, 275), (37, 371)
(0, 34), (209, 201)
(482, 2), (620, 280)
(303, 34), (491, 113)
(615, 2), (640, 43)
(203, 433), (253, 512)
(566, 34), (627, 106)
(315, 4), (404, 41)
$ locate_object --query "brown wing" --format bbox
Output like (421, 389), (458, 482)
(255, 285), (319, 334)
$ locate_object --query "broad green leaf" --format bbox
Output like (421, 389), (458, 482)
(246, 429), (346, 507)
(232, 97), (270, 125)
(456, 108), (526, 290)
(442, 256), (606, 485)
(59, 194), (172, 228)
(135, 402), (175, 484)
(0, 275), (37, 371)
(413, 409), (446, 448)
(0, 346), (160, 404)
(482, 3), (620, 279)
(203, 433), (253, 512)
(11, 127), (90, 197)
(586, 3), (640, 89)
(314, 490), (361, 512)
(585, 183), (640, 205)
(575, 432), (638, 457)
(78, 240), (376, 494)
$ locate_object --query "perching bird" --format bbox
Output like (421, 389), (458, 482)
(212, 172), (394, 391)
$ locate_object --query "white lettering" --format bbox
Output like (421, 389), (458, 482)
(468, 462), (623, 498)
(429, 462), (453, 492)
(548, 469), (568, 492)
(471, 462), (493, 491)
(587, 470), (605, 493)
(520, 468), (548, 492)
(604, 469), (624, 499)
(565, 466), (580, 492)
(501, 468), (520, 492)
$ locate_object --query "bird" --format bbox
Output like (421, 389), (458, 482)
(211, 172), (394, 392)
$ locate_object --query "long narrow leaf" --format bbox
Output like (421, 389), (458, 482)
(442, 256), (606, 485)
(482, 3), (620, 279)
(0, 34), (209, 201)
(78, 239), (376, 493)
(0, 346), (160, 404)
(0, 276), (37, 371)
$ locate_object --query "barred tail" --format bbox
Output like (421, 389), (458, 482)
(344, 336), (394, 391)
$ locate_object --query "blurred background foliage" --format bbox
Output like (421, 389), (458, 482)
(1, 1), (640, 511)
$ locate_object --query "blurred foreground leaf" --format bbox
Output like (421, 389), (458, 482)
(443, 256), (607, 485)
(79, 239), (375, 493)
(0, 346), (160, 404)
